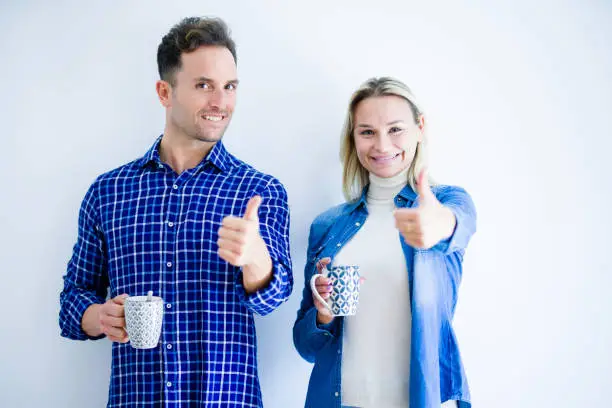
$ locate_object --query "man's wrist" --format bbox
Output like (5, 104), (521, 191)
(242, 240), (273, 294)
(82, 303), (103, 337)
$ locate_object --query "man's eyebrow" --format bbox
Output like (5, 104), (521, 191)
(194, 77), (240, 85)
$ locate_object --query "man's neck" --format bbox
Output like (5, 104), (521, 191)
(159, 128), (216, 174)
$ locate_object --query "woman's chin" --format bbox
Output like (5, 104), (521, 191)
(369, 164), (409, 179)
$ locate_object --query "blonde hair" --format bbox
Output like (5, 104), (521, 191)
(340, 77), (431, 201)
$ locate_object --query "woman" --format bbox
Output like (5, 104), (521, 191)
(293, 77), (476, 408)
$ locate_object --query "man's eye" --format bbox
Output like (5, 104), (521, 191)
(196, 83), (210, 89)
(390, 127), (403, 133)
(226, 83), (237, 91)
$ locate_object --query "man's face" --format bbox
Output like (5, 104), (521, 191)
(167, 45), (238, 143)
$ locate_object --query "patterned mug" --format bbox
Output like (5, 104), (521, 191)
(124, 292), (164, 349)
(310, 265), (361, 316)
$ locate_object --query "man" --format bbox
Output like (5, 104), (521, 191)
(59, 16), (293, 407)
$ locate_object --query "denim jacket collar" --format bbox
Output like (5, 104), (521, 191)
(344, 183), (418, 214)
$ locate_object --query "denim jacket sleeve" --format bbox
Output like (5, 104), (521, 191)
(293, 220), (339, 363)
(431, 186), (477, 255)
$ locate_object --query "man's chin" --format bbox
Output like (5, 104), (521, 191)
(192, 131), (224, 144)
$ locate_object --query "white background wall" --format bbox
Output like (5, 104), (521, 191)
(1, 1), (611, 407)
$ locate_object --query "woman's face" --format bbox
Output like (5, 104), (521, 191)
(353, 95), (423, 179)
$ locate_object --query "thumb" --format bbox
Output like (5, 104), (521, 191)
(243, 195), (262, 221)
(416, 168), (434, 204)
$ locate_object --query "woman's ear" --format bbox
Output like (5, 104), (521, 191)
(418, 114), (425, 131)
(416, 115), (426, 142)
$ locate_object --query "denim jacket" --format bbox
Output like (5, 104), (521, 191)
(293, 183), (477, 408)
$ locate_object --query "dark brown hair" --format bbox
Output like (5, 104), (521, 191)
(157, 17), (237, 85)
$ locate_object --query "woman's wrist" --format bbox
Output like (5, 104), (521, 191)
(316, 311), (334, 326)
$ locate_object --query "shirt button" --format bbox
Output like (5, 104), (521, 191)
(166, 262), (172, 268)
(168, 221), (174, 227)
(355, 222), (361, 226)
(167, 344), (172, 350)
(166, 382), (172, 387)
(172, 184), (178, 190)
(166, 303), (172, 309)
(158, 164), (163, 169)
(336, 243), (341, 247)
(334, 392), (339, 397)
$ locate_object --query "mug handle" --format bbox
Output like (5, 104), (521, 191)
(309, 273), (333, 313)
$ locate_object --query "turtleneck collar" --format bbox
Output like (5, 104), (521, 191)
(367, 167), (409, 206)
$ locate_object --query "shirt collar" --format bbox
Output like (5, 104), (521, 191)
(139, 135), (232, 173)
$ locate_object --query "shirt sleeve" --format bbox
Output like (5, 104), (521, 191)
(431, 186), (477, 255)
(235, 178), (293, 316)
(59, 180), (109, 340)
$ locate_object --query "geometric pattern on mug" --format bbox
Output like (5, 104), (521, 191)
(328, 265), (361, 316)
(124, 297), (165, 349)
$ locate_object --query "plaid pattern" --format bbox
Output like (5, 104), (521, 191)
(59, 137), (293, 407)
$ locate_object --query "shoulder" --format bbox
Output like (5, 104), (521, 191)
(227, 154), (288, 197)
(431, 184), (473, 202)
(91, 159), (142, 189)
(306, 201), (354, 250)
(311, 202), (353, 229)
(82, 159), (141, 200)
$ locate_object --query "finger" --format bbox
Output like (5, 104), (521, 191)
(104, 302), (125, 318)
(393, 208), (419, 222)
(313, 298), (331, 313)
(416, 168), (435, 204)
(218, 227), (247, 244)
(315, 281), (333, 289)
(316, 258), (331, 272)
(108, 336), (129, 343)
(218, 248), (243, 266)
(217, 237), (243, 254)
(221, 216), (250, 232)
(100, 315), (125, 328)
(316, 286), (333, 295)
(112, 294), (129, 305)
(402, 234), (426, 248)
(106, 332), (130, 343)
(102, 324), (128, 339)
(396, 221), (422, 235)
(313, 275), (331, 286)
(243, 196), (262, 222)
(319, 257), (331, 265)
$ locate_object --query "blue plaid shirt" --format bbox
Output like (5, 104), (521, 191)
(59, 137), (293, 407)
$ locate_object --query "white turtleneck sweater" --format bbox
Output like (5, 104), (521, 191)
(336, 168), (412, 408)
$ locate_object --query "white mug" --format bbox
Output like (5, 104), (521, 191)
(310, 265), (361, 316)
(124, 292), (164, 349)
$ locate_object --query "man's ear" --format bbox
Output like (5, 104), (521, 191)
(156, 80), (172, 108)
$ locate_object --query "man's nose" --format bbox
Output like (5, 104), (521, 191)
(208, 88), (226, 110)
